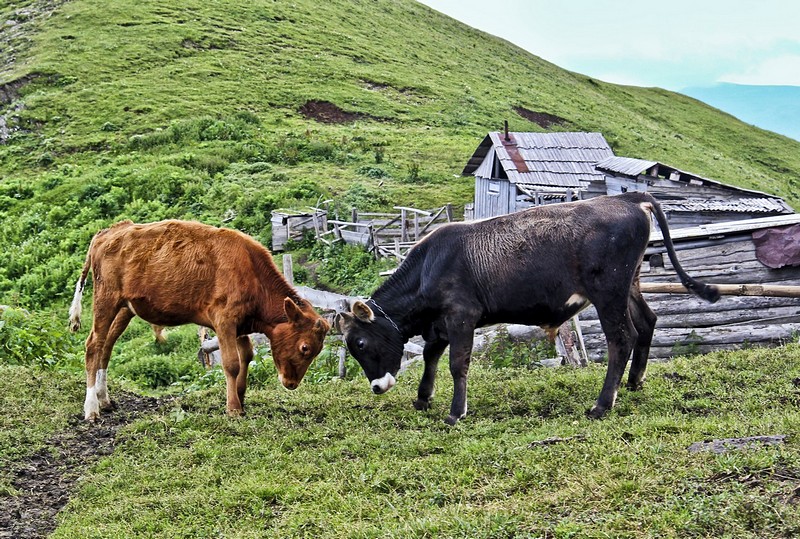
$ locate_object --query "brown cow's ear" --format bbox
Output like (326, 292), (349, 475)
(351, 300), (375, 323)
(284, 297), (303, 323)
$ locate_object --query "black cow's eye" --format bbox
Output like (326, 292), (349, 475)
(356, 337), (365, 350)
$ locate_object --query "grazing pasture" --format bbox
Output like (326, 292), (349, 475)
(2, 342), (799, 538)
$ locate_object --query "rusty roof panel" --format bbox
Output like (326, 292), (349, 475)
(470, 131), (614, 187)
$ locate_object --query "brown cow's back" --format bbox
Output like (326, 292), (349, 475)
(90, 220), (294, 329)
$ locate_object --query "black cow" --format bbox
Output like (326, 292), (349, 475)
(336, 192), (719, 425)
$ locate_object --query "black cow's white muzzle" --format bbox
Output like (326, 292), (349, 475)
(370, 373), (396, 394)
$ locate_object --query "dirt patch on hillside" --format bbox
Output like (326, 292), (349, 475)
(513, 106), (569, 129)
(0, 392), (163, 539)
(299, 100), (375, 124)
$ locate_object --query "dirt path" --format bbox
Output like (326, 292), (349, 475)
(0, 392), (163, 539)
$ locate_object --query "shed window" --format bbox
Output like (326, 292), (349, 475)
(488, 181), (500, 195)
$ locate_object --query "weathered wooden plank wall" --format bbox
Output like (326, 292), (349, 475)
(578, 234), (800, 361)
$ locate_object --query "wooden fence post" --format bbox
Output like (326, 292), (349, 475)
(338, 345), (347, 378)
(282, 254), (294, 285)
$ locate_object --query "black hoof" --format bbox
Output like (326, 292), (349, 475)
(100, 400), (117, 411)
(444, 415), (460, 426)
(412, 398), (432, 411)
(586, 405), (608, 420)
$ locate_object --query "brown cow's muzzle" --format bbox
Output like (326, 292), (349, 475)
(278, 373), (300, 390)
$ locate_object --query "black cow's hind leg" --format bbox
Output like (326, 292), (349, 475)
(413, 339), (448, 411)
(588, 307), (636, 419)
(627, 291), (657, 391)
(445, 327), (475, 426)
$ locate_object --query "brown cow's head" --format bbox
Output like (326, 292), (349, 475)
(269, 298), (329, 390)
(336, 300), (405, 394)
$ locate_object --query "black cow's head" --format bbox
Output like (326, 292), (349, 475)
(336, 300), (405, 394)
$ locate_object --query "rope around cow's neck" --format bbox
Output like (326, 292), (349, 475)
(367, 298), (402, 335)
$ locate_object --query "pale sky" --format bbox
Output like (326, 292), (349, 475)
(417, 0), (800, 90)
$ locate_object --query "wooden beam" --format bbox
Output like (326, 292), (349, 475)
(640, 282), (800, 298)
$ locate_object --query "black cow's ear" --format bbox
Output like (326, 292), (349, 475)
(334, 312), (352, 333)
(351, 300), (375, 323)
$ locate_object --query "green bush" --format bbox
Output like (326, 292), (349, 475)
(475, 327), (557, 369)
(0, 307), (81, 368)
(114, 356), (199, 389)
(307, 241), (391, 296)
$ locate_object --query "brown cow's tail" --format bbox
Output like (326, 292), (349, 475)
(68, 244), (93, 333)
(645, 194), (720, 303)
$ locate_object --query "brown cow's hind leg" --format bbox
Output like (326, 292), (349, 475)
(218, 325), (244, 416)
(84, 307), (134, 421)
(235, 335), (254, 410)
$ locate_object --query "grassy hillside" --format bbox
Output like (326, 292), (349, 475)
(2, 0), (800, 308)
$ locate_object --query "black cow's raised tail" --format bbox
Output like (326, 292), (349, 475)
(645, 194), (720, 303)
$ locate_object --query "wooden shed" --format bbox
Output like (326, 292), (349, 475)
(578, 214), (800, 361)
(462, 131), (614, 219)
(590, 156), (793, 228)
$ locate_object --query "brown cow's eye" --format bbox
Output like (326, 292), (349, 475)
(301, 343), (310, 354)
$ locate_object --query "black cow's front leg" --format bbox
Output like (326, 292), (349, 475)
(445, 328), (475, 426)
(413, 339), (448, 411)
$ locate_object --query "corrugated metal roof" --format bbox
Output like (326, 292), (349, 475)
(597, 156), (787, 201)
(661, 198), (790, 214)
(595, 156), (657, 177)
(464, 131), (614, 188)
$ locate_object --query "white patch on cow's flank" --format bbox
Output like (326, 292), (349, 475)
(566, 293), (587, 307)
(371, 372), (396, 393)
(639, 202), (653, 216)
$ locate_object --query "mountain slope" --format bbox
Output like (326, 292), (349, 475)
(1, 0), (800, 307)
(682, 83), (800, 142)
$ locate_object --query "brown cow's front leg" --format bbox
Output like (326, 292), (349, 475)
(217, 325), (244, 417)
(413, 339), (448, 411)
(445, 328), (475, 426)
(235, 335), (254, 409)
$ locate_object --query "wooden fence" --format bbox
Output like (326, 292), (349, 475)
(273, 204), (454, 261)
(321, 204), (454, 261)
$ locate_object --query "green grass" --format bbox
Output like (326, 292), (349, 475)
(0, 345), (779, 537)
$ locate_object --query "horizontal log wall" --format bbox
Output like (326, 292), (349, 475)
(578, 236), (800, 361)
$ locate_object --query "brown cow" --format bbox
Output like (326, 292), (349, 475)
(68, 219), (330, 421)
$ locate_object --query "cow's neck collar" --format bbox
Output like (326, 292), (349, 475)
(367, 298), (402, 336)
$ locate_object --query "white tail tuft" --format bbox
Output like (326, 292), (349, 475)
(68, 278), (84, 332)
